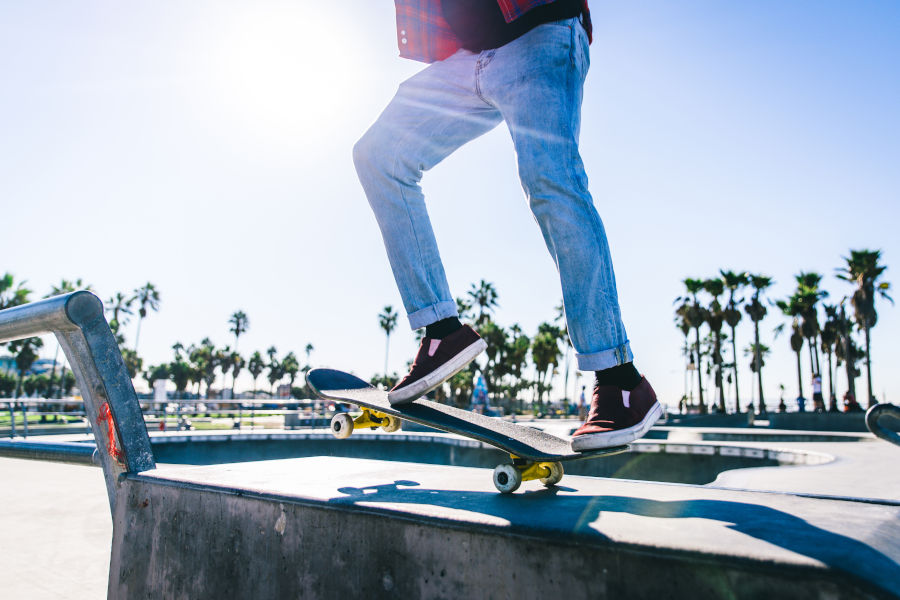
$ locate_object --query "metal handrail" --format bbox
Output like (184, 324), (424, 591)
(0, 292), (156, 511)
(865, 403), (900, 448)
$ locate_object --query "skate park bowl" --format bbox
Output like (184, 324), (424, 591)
(2, 293), (900, 599)
(141, 429), (833, 487)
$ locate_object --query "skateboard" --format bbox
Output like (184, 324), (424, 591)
(307, 368), (629, 493)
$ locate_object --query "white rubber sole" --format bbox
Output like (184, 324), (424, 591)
(388, 339), (487, 406)
(571, 401), (663, 451)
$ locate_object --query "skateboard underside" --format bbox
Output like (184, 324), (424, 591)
(307, 368), (629, 493)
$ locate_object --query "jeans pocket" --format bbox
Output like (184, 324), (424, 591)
(573, 20), (590, 78)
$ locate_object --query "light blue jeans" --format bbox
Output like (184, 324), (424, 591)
(353, 17), (632, 371)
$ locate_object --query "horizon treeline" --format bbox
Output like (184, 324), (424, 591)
(675, 249), (892, 414)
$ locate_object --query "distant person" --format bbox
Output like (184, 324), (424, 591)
(843, 391), (861, 413)
(811, 373), (825, 412)
(578, 385), (587, 421)
(353, 0), (661, 450)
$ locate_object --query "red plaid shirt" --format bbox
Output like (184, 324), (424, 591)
(395, 0), (592, 63)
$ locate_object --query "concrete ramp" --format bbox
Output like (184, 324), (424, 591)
(110, 457), (900, 599)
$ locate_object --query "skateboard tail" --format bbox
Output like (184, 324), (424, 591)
(307, 368), (372, 396)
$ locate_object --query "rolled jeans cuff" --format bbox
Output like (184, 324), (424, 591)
(575, 342), (633, 371)
(407, 300), (459, 330)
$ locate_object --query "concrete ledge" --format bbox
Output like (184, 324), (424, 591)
(109, 457), (900, 599)
(768, 412), (869, 432)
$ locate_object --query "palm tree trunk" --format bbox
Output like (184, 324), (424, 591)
(864, 325), (873, 408)
(827, 351), (836, 412)
(844, 333), (856, 399)
(8, 401), (15, 437)
(694, 327), (705, 412)
(13, 374), (23, 437)
(813, 336), (821, 375)
(807, 341), (816, 379)
(47, 345), (60, 399)
(715, 336), (725, 413)
(384, 334), (391, 379)
(134, 317), (143, 353)
(795, 351), (805, 403)
(753, 322), (762, 412)
(730, 326), (740, 410)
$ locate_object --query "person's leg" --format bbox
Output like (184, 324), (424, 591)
(481, 18), (660, 447)
(354, 51), (497, 403)
(480, 19), (630, 370)
(354, 51), (503, 330)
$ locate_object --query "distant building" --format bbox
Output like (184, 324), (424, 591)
(0, 356), (61, 376)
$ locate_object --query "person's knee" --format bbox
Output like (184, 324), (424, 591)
(352, 130), (378, 179)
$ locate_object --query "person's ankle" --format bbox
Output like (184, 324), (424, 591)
(425, 317), (463, 340)
(594, 362), (642, 391)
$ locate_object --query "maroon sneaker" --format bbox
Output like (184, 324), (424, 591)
(571, 377), (662, 451)
(388, 324), (487, 405)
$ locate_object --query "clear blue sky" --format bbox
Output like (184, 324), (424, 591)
(2, 1), (898, 407)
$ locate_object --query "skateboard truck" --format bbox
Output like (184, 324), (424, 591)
(492, 455), (563, 494)
(330, 407), (401, 439)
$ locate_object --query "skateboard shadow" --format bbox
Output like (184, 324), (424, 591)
(329, 480), (900, 593)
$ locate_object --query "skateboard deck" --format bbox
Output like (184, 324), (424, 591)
(307, 368), (629, 492)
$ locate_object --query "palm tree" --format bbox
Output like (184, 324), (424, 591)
(378, 306), (398, 379)
(679, 278), (708, 412)
(834, 301), (862, 402)
(743, 275), (773, 413)
(455, 297), (473, 322)
(304, 343), (314, 366)
(467, 280), (499, 326)
(478, 317), (507, 400)
(217, 346), (233, 397)
(553, 300), (575, 407)
(229, 351), (245, 399)
(228, 310), (250, 351)
(820, 304), (840, 411)
(0, 273), (31, 310)
(2, 275), (34, 435)
(505, 324), (531, 413)
(794, 272), (827, 378)
(282, 352), (300, 397)
(188, 338), (217, 399)
(776, 296), (806, 406)
(106, 292), (134, 337)
(248, 351), (265, 398)
(720, 270), (747, 410)
(266, 346), (281, 396)
(169, 358), (192, 401)
(703, 278), (726, 412)
(836, 249), (893, 408)
(532, 323), (562, 413)
(131, 283), (160, 354)
(744, 343), (771, 413)
(674, 297), (694, 407)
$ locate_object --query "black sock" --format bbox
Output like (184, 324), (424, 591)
(595, 362), (642, 391)
(425, 317), (463, 340)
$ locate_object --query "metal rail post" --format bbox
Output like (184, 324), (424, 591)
(0, 292), (155, 512)
(866, 403), (900, 448)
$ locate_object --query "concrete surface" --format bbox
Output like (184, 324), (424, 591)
(4, 428), (900, 598)
(0, 457), (111, 600)
(109, 456), (900, 599)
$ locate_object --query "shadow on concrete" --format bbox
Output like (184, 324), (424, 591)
(331, 480), (900, 596)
